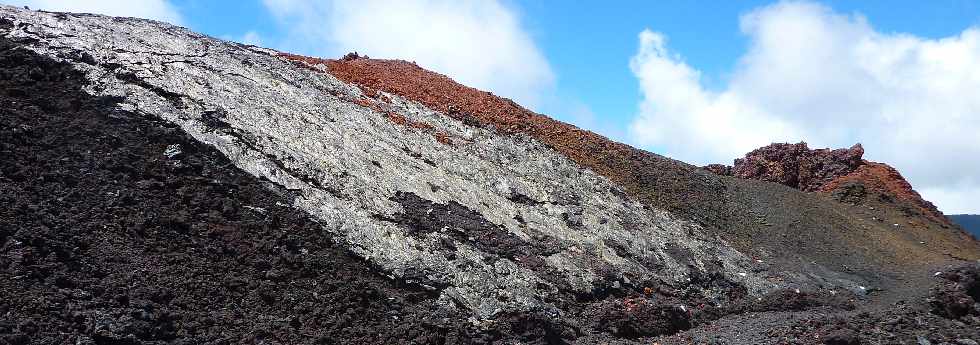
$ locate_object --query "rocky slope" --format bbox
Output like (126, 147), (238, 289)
(1, 6), (978, 344)
(314, 54), (980, 292)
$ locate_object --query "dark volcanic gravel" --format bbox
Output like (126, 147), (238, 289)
(0, 36), (480, 345)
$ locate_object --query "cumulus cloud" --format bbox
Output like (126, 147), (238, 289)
(261, 0), (554, 109)
(920, 186), (980, 215)
(4, 0), (182, 24)
(239, 31), (263, 46)
(629, 1), (980, 213)
(219, 30), (264, 47)
(629, 30), (802, 163)
(225, 31), (263, 46)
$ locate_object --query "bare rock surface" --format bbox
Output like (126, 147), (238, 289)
(2, 6), (979, 344)
(311, 51), (980, 297)
(713, 142), (865, 192)
(710, 141), (953, 228)
(0, 5), (777, 321)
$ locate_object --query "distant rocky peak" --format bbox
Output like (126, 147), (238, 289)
(707, 142), (865, 192)
(707, 142), (950, 226)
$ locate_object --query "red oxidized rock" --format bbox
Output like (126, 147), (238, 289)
(704, 164), (732, 176)
(707, 142), (951, 226)
(724, 142), (864, 192)
(821, 162), (949, 225)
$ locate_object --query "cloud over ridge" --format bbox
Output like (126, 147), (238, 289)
(629, 1), (980, 213)
(262, 0), (554, 110)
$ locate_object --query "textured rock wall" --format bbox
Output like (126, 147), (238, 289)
(713, 142), (865, 192)
(0, 6), (779, 320)
(708, 142), (950, 226)
(822, 162), (950, 225)
(293, 53), (978, 294)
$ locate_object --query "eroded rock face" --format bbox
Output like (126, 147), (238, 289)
(930, 263), (980, 319)
(0, 37), (471, 344)
(713, 142), (865, 192)
(313, 53), (980, 307)
(0, 5), (776, 324)
(707, 142), (952, 227)
(821, 162), (950, 225)
(5, 6), (980, 344)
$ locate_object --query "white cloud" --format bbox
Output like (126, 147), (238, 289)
(219, 31), (263, 46)
(4, 0), (182, 24)
(921, 185), (980, 215)
(629, 1), (980, 214)
(261, 0), (554, 109)
(240, 31), (262, 46)
(628, 30), (802, 163)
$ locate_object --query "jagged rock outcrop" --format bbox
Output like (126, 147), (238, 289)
(2, 6), (979, 344)
(707, 142), (950, 226)
(709, 142), (865, 192)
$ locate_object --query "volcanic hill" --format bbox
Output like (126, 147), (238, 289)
(1, 6), (978, 344)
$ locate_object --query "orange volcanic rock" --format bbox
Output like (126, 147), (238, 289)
(278, 53), (978, 284)
(821, 162), (949, 225)
(714, 142), (865, 192)
(710, 142), (951, 226)
(280, 53), (725, 218)
(283, 52), (957, 232)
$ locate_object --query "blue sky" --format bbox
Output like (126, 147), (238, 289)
(7, 0), (980, 214)
(519, 0), (980, 134)
(163, 0), (980, 139)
